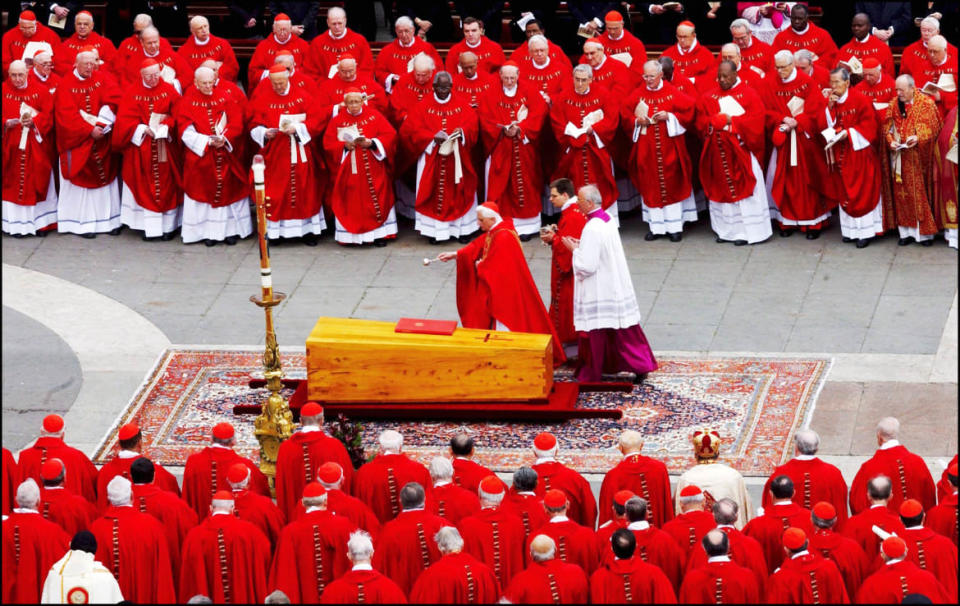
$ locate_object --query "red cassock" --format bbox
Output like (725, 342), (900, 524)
(247, 35), (310, 91)
(181, 446), (271, 520)
(428, 482), (481, 525)
(352, 453), (431, 523)
(175, 85), (250, 208)
(55, 32), (119, 77)
(910, 57), (959, 118)
(387, 72), (432, 127)
(694, 64), (764, 94)
(2, 80), (54, 207)
(2, 448), (16, 514)
(306, 29), (374, 80)
(549, 203), (587, 343)
(2, 510), (70, 603)
(740, 38), (774, 77)
(177, 35), (240, 82)
(696, 82), (766, 202)
(849, 445), (937, 515)
(900, 526), (959, 596)
(763, 457), (849, 530)
(842, 505), (906, 560)
(292, 488), (381, 541)
(268, 508), (354, 602)
(1, 24), (61, 74)
(321, 106), (397, 235)
(132, 482), (199, 587)
(446, 37), (505, 75)
(179, 513), (272, 603)
(936, 455), (957, 502)
(662, 41), (717, 82)
(249, 81), (326, 223)
(459, 506), (527, 588)
(251, 68), (319, 103)
(590, 55), (637, 101)
(598, 453), (675, 528)
(663, 510), (717, 565)
(809, 527), (868, 599)
(743, 502), (815, 573)
(451, 457), (496, 494)
(117, 35), (173, 77)
(453, 71), (496, 110)
(772, 24), (839, 68)
(526, 518), (599, 576)
(855, 75), (899, 229)
(502, 559), (589, 604)
(90, 505), (176, 603)
(315, 74), (388, 120)
(512, 39), (572, 71)
(855, 559), (951, 603)
(121, 47), (192, 91)
(455, 221), (565, 365)
(590, 557), (679, 604)
(679, 559), (761, 604)
(275, 430), (355, 522)
(97, 455), (180, 511)
(233, 488), (286, 552)
(39, 486), (97, 537)
(112, 80), (184, 215)
(838, 36), (895, 77)
(319, 568), (409, 604)
(501, 490), (549, 541)
(618, 524), (686, 592)
(519, 59), (570, 100)
(372, 509), (451, 594)
(374, 37), (443, 87)
(54, 69), (122, 190)
(398, 92), (480, 221)
(531, 460), (595, 528)
(478, 85), (548, 223)
(409, 552), (501, 603)
(18, 437), (98, 504)
(598, 30), (648, 78)
(899, 41), (958, 79)
(27, 68), (61, 98)
(550, 87), (619, 209)
(766, 551), (850, 604)
(619, 80), (696, 208)
(687, 526), (770, 595)
(761, 70), (836, 223)
(926, 492), (958, 546)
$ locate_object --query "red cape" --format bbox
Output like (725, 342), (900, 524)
(275, 430), (355, 522)
(742, 502), (815, 573)
(501, 490), (549, 541)
(90, 505), (176, 603)
(925, 492), (957, 546)
(17, 437), (98, 504)
(96, 454), (181, 511)
(319, 568), (408, 604)
(132, 482), (199, 588)
(372, 509), (451, 594)
(855, 559), (951, 603)
(662, 509), (717, 563)
(687, 526), (769, 595)
(849, 445), (937, 515)
(549, 205), (588, 343)
(177, 34), (240, 82)
(679, 560), (760, 604)
(766, 552), (850, 604)
(181, 446), (271, 520)
(459, 507), (527, 588)
(1, 80), (54, 206)
(762, 457), (849, 530)
(409, 552), (501, 604)
(531, 461), (595, 527)
(842, 505), (906, 561)
(618, 525), (686, 593)
(233, 489), (286, 552)
(590, 557), (678, 604)
(598, 453), (674, 528)
(2, 511), (70, 603)
(427, 482), (480, 525)
(39, 487), (97, 538)
(268, 509), (354, 602)
(526, 519), (599, 577)
(2, 448), (16, 514)
(809, 528), (868, 599)
(179, 513), (272, 603)
(502, 559), (589, 604)
(352, 453), (431, 524)
(451, 457), (497, 494)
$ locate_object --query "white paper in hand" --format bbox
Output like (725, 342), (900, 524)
(581, 109), (604, 129)
(338, 124), (362, 174)
(717, 95), (745, 117)
(215, 112), (228, 136)
(786, 95), (805, 117)
(516, 104), (528, 123)
(159, 64), (177, 83)
(873, 101), (889, 111)
(610, 52), (632, 68)
(18, 102), (38, 150)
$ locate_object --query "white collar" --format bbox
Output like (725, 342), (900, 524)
(708, 555), (731, 563)
(402, 506), (425, 512)
(560, 198), (577, 212)
(399, 37), (415, 48)
(549, 515), (569, 523)
(465, 38), (482, 49)
(772, 499), (794, 507)
(305, 506), (326, 514)
(856, 33), (871, 44)
(935, 55), (949, 67)
(277, 82), (290, 95)
(835, 88), (850, 104)
(211, 510), (231, 516)
(434, 480), (452, 487)
(454, 456), (471, 461)
(328, 29), (347, 40)
(73, 69), (88, 80)
(904, 523), (924, 529)
(532, 57), (551, 70)
(535, 457), (556, 465)
(118, 450), (140, 459)
(464, 73), (478, 81)
(13, 508), (39, 514)
(717, 524), (735, 530)
(870, 503), (888, 510)
(210, 444), (232, 450)
(144, 48), (159, 58)
(274, 34), (292, 45)
(141, 78), (158, 89)
(743, 37), (753, 49)
(879, 440), (901, 450)
(885, 557), (906, 566)
(517, 491), (536, 496)
(352, 563), (373, 571)
(781, 68), (798, 83)
(575, 86), (591, 96)
(434, 93), (451, 104)
(44, 486), (64, 491)
(646, 80), (664, 91)
(791, 550), (810, 559)
(194, 35), (211, 46)
(678, 39), (699, 54)
(795, 454), (816, 461)
(503, 85), (518, 97)
(627, 520), (649, 531)
(792, 24), (810, 36)
(593, 56), (607, 70)
(300, 425), (320, 433)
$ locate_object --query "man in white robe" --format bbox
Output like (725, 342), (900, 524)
(563, 184), (658, 383)
(675, 429), (754, 529)
(41, 530), (124, 604)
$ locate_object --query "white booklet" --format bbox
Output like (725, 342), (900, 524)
(717, 95), (745, 117)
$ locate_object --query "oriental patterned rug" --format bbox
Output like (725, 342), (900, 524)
(92, 347), (831, 477)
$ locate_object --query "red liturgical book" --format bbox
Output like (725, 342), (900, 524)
(395, 318), (458, 335)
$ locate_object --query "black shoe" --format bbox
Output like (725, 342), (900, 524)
(108, 226), (123, 236)
(779, 228), (794, 237)
(160, 232), (176, 241)
(842, 236), (854, 243)
(644, 232), (662, 241)
(898, 237), (914, 246)
(373, 239), (388, 247)
(429, 237), (445, 245)
(35, 229), (49, 238)
(920, 239), (934, 247)
(142, 234), (161, 242)
(856, 238), (870, 248)
(805, 230), (821, 240)
(224, 235), (239, 246)
(734, 240), (748, 246)
(81, 232), (96, 239)
(519, 233), (535, 242)
(715, 236), (725, 243)
(633, 372), (649, 384)
(11, 233), (25, 239)
(667, 232), (682, 242)
(301, 233), (319, 246)
(204, 239), (218, 247)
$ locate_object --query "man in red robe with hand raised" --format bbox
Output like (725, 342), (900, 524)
(319, 530), (407, 604)
(541, 179), (586, 349)
(409, 526), (501, 603)
(352, 429), (431, 523)
(599, 429), (674, 528)
(459, 475), (526, 589)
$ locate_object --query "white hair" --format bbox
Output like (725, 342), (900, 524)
(921, 16), (940, 31)
(794, 49), (814, 64)
(499, 63), (519, 76)
(928, 35), (948, 51)
(530, 536), (557, 562)
(583, 39), (604, 51)
(730, 18), (751, 32)
(8, 60), (27, 73)
(16, 478), (41, 508)
(302, 493), (328, 509)
(395, 16), (414, 30)
(678, 492), (704, 506)
(141, 26), (160, 39)
(528, 34), (548, 50)
(194, 66), (216, 80)
(721, 43), (741, 57)
(794, 429), (820, 455)
(210, 495), (235, 512)
(379, 429), (403, 453)
(877, 417), (900, 441)
(34, 51), (52, 62)
(896, 74), (916, 88)
(572, 64), (593, 77)
(328, 7), (347, 20)
(578, 184), (602, 206)
(274, 54), (295, 68)
(107, 475), (132, 507)
(434, 526), (464, 554)
(190, 15), (209, 28)
(478, 486), (505, 505)
(75, 50), (96, 63)
(429, 456), (453, 482)
(133, 14), (153, 28)
(412, 54), (435, 72)
(347, 530), (374, 561)
(643, 59), (663, 75)
(339, 56), (357, 67)
(775, 49), (795, 64)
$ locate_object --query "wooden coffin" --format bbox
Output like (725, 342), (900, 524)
(306, 317), (553, 403)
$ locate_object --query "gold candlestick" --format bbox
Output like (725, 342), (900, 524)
(250, 154), (293, 491)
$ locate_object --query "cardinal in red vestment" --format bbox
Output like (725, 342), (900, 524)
(837, 14), (895, 78)
(663, 486), (717, 564)
(1, 11), (61, 76)
(445, 18), (504, 76)
(4, 479), (71, 603)
(459, 475), (527, 588)
(375, 17), (442, 91)
(541, 180), (586, 345)
(809, 502), (868, 599)
(1, 59), (57, 237)
(856, 536), (951, 603)
(502, 535), (589, 604)
(679, 528), (762, 603)
(316, 57), (388, 125)
(766, 527), (851, 603)
(900, 18), (958, 79)
(372, 481), (452, 594)
(18, 415), (98, 504)
(121, 27), (192, 93)
(520, 36), (570, 103)
(275, 403), (355, 522)
(268, 482), (354, 602)
(179, 490), (272, 603)
(849, 420), (937, 515)
(387, 55), (434, 129)
(523, 433), (593, 526)
(896, 499), (959, 596)
(115, 15), (172, 79)
(843, 475), (907, 560)
(306, 7), (373, 81)
(856, 59), (900, 232)
(526, 489), (599, 576)
(662, 22), (717, 83)
(319, 530), (408, 604)
(399, 71), (480, 243)
(293, 462), (380, 541)
(409, 526), (501, 603)
(2, 448), (17, 514)
(38, 459), (97, 538)
(914, 36), (958, 118)
(687, 499), (769, 594)
(247, 14), (310, 89)
(592, 11), (648, 78)
(591, 527), (679, 603)
(449, 434), (497, 493)
(511, 21), (571, 71)
(352, 430), (431, 523)
(178, 16), (240, 82)
(90, 476), (176, 603)
(928, 462), (957, 545)
(615, 497), (686, 592)
(96, 424), (180, 511)
(731, 22), (774, 77)
(427, 456), (480, 524)
(454, 54), (496, 110)
(743, 476), (815, 573)
(54, 12), (118, 78)
(595, 489), (631, 556)
(500, 467), (549, 542)
(772, 5), (838, 68)
(225, 463), (286, 552)
(598, 430), (674, 528)
(181, 423), (271, 520)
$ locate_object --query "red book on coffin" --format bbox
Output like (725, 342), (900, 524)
(395, 318), (458, 335)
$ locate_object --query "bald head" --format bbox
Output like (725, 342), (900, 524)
(928, 34), (948, 51)
(530, 535), (556, 562)
(703, 529), (729, 557)
(868, 475), (893, 502)
(876, 417), (900, 442)
(720, 43), (741, 64)
(713, 498), (739, 525)
(133, 13), (153, 33)
(8, 60), (28, 88)
(618, 430), (643, 454)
